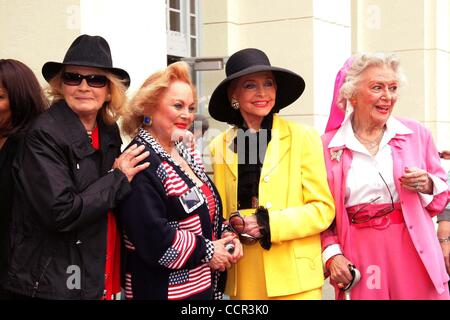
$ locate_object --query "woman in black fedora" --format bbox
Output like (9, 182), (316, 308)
(3, 34), (149, 300)
(209, 48), (335, 299)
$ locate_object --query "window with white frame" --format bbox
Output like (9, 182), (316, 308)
(166, 0), (199, 59)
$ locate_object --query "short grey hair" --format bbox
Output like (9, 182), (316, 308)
(340, 53), (406, 101)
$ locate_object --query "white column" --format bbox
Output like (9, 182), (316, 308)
(80, 0), (168, 93)
(312, 0), (351, 132)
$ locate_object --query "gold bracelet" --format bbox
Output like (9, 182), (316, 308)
(438, 236), (450, 243)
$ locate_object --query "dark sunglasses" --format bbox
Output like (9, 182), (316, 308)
(62, 72), (109, 88)
(227, 211), (263, 246)
(351, 172), (394, 224)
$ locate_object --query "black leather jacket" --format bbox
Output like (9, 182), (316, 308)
(0, 134), (21, 287)
(4, 101), (131, 299)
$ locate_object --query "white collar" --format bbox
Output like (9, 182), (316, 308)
(328, 112), (413, 150)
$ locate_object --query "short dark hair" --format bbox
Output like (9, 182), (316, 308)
(0, 59), (48, 137)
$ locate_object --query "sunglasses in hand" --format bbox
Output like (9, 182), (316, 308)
(227, 211), (264, 245)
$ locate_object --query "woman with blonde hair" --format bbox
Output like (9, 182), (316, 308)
(4, 35), (149, 300)
(118, 61), (242, 300)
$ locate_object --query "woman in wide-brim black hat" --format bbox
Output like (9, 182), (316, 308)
(209, 48), (335, 300)
(3, 34), (149, 300)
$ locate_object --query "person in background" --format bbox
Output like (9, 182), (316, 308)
(118, 61), (242, 300)
(3, 35), (149, 299)
(321, 53), (450, 299)
(437, 150), (450, 283)
(208, 48), (335, 300)
(0, 59), (48, 298)
(189, 114), (210, 141)
(188, 113), (210, 152)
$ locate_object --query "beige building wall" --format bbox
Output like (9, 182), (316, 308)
(0, 0), (80, 84)
(352, 0), (450, 152)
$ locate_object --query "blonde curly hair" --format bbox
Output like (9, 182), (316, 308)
(121, 61), (197, 137)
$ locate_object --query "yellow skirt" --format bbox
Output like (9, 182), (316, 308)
(228, 209), (321, 300)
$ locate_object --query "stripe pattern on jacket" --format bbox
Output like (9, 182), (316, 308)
(137, 128), (223, 300)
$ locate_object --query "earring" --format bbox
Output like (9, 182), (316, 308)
(231, 98), (240, 110)
(107, 94), (111, 101)
(143, 115), (153, 127)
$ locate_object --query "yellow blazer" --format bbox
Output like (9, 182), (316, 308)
(210, 115), (335, 297)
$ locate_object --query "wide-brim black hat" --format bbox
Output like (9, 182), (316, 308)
(42, 34), (130, 88)
(208, 48), (305, 123)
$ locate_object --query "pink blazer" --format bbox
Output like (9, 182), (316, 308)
(321, 117), (449, 294)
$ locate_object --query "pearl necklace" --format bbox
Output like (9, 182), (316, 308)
(354, 127), (385, 151)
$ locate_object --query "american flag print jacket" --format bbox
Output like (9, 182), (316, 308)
(117, 128), (226, 300)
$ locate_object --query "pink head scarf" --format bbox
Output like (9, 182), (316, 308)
(324, 57), (354, 133)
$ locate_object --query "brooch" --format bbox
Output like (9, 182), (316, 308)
(330, 149), (343, 162)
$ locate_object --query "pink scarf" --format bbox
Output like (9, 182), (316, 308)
(324, 57), (354, 133)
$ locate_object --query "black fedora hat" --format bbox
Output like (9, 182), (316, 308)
(42, 34), (130, 88)
(208, 48), (305, 123)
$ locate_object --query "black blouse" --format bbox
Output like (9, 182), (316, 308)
(236, 115), (273, 209)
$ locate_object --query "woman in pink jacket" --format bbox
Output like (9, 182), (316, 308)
(321, 53), (450, 300)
